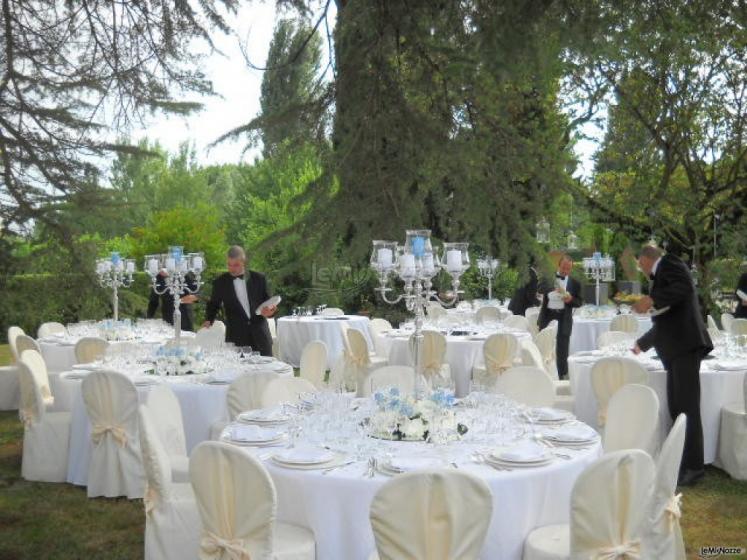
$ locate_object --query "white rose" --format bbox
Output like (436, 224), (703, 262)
(402, 417), (427, 440)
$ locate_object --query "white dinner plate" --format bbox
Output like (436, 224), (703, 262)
(255, 295), (282, 315)
(272, 447), (335, 465)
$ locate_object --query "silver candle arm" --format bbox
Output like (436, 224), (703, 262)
(96, 256), (135, 322)
(150, 272), (203, 343)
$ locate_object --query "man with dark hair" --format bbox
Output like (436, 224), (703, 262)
(633, 245), (713, 486)
(202, 245), (277, 356)
(146, 269), (198, 331)
(508, 261), (539, 316)
(538, 254), (583, 379)
(735, 270), (747, 319)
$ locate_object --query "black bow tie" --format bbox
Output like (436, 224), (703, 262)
(556, 274), (566, 280)
(233, 274), (245, 280)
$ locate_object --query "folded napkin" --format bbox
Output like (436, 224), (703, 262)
(496, 441), (549, 462)
(532, 407), (568, 421)
(545, 424), (598, 442)
(229, 425), (281, 442)
(388, 456), (444, 472)
(274, 446), (333, 464)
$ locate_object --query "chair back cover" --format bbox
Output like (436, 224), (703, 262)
(37, 321), (66, 338)
(17, 359), (45, 426)
(570, 449), (655, 558)
(609, 314), (639, 334)
(366, 366), (415, 397)
(721, 312), (734, 333)
(533, 325), (557, 375)
(227, 372), (280, 419)
(706, 314), (719, 332)
(410, 330), (447, 380)
(146, 384), (187, 457)
(19, 349), (53, 406)
(299, 340), (328, 388)
(519, 339), (545, 371)
(525, 307), (541, 325)
(591, 357), (648, 426)
(597, 330), (635, 350)
(731, 318), (747, 336)
(81, 369), (144, 497)
(503, 314), (530, 332)
(7, 326), (25, 361)
(493, 366), (555, 407)
(321, 307), (344, 317)
(15, 334), (41, 357)
(475, 306), (500, 324)
(370, 469), (493, 560)
(74, 337), (109, 364)
(196, 324), (225, 351)
(190, 441), (276, 560)
(645, 413), (686, 559)
(370, 318), (394, 334)
(139, 404), (173, 510)
(604, 384), (660, 453)
(260, 377), (317, 408)
(482, 333), (519, 375)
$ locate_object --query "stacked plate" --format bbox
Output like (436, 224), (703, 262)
(530, 407), (575, 425)
(485, 442), (553, 469)
(222, 424), (285, 447)
(542, 424), (599, 448)
(271, 447), (339, 470)
(238, 406), (290, 426)
(60, 370), (90, 381)
(378, 456), (445, 476)
(132, 376), (160, 387)
(72, 362), (103, 371)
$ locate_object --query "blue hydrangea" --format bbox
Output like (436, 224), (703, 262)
(389, 387), (400, 397)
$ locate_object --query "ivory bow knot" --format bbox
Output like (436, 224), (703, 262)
(201, 532), (251, 560)
(345, 350), (369, 368)
(597, 407), (608, 427)
(91, 423), (129, 447)
(484, 352), (509, 375)
(665, 492), (682, 532)
(143, 484), (158, 515)
(20, 407), (36, 428)
(594, 540), (641, 559)
(421, 359), (443, 378)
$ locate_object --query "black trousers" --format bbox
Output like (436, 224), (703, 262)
(661, 350), (704, 472)
(556, 333), (570, 379)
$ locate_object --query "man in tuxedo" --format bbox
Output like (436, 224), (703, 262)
(202, 245), (277, 356)
(147, 270), (198, 331)
(538, 255), (583, 379)
(632, 245), (713, 486)
(735, 271), (747, 319)
(508, 263), (539, 316)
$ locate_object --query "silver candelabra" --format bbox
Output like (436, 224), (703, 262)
(145, 246), (205, 343)
(477, 256), (500, 301)
(371, 230), (469, 397)
(582, 252), (615, 306)
(96, 252), (135, 322)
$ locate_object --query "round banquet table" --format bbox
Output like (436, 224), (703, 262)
(58, 362), (292, 486)
(378, 328), (531, 397)
(568, 314), (652, 354)
(233, 398), (602, 560)
(277, 315), (373, 368)
(568, 353), (746, 464)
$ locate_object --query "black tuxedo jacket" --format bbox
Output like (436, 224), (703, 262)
(735, 272), (747, 319)
(508, 267), (539, 316)
(637, 254), (713, 362)
(537, 275), (584, 336)
(205, 271), (273, 354)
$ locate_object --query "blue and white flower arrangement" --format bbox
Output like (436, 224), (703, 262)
(153, 345), (207, 376)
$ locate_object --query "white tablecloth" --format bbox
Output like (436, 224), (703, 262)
(568, 354), (746, 463)
(378, 329), (531, 397)
(277, 315), (373, 368)
(60, 363), (292, 486)
(569, 315), (652, 354)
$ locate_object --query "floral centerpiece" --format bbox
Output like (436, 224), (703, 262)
(98, 319), (136, 341)
(368, 388), (467, 441)
(153, 345), (208, 376)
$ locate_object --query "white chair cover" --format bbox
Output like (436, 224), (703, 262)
(534, 326), (558, 378)
(299, 340), (328, 388)
(139, 405), (201, 560)
(321, 307), (345, 317)
(597, 330), (635, 350)
(707, 326), (723, 341)
(609, 314), (639, 334)
(15, 334), (41, 357)
(706, 314), (719, 332)
(718, 382), (747, 480)
(8, 326), (24, 361)
(730, 318), (747, 335)
(409, 331), (451, 388)
(17, 358), (70, 482)
(190, 441), (316, 560)
(19, 349), (54, 408)
(146, 384), (189, 482)
(604, 384), (660, 454)
(721, 312), (734, 333)
(475, 306), (500, 324)
(0, 326), (23, 410)
(196, 324), (226, 351)
(74, 337), (110, 364)
(370, 317), (393, 333)
(504, 314), (531, 332)
(365, 366), (416, 397)
(525, 307), (541, 336)
(523, 449), (655, 560)
(37, 321), (66, 338)
(591, 357), (648, 426)
(81, 370), (145, 498)
(493, 366), (556, 407)
(520, 339), (545, 370)
(226, 372), (280, 420)
(370, 318), (394, 359)
(260, 377), (317, 408)
(645, 414), (686, 559)
(370, 469), (492, 560)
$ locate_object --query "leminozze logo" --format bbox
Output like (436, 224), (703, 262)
(699, 546), (746, 558)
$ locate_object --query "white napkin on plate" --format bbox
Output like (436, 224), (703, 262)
(243, 406), (287, 421)
(545, 424), (598, 442)
(274, 446), (333, 464)
(230, 425), (281, 442)
(496, 441), (549, 462)
(532, 407), (568, 421)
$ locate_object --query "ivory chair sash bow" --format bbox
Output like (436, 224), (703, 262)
(603, 384), (660, 454)
(369, 469), (493, 560)
(74, 336), (109, 364)
(81, 370), (144, 498)
(0, 326), (24, 410)
(410, 331), (451, 387)
(138, 404), (200, 560)
(146, 384), (189, 483)
(590, 357), (648, 427)
(331, 326), (386, 396)
(472, 333), (519, 389)
(493, 366), (556, 407)
(17, 353), (71, 482)
(189, 441), (316, 560)
(523, 449), (656, 560)
(644, 414), (687, 559)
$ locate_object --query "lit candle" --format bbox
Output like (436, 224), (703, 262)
(165, 257), (176, 271)
(192, 256), (203, 271)
(148, 258), (159, 275)
(400, 253), (416, 274)
(103, 260), (112, 272)
(446, 250), (462, 272)
(126, 260), (135, 273)
(377, 248), (393, 267)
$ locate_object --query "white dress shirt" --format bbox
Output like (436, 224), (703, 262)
(548, 273), (568, 311)
(233, 276), (251, 319)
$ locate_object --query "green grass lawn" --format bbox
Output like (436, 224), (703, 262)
(0, 345), (745, 559)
